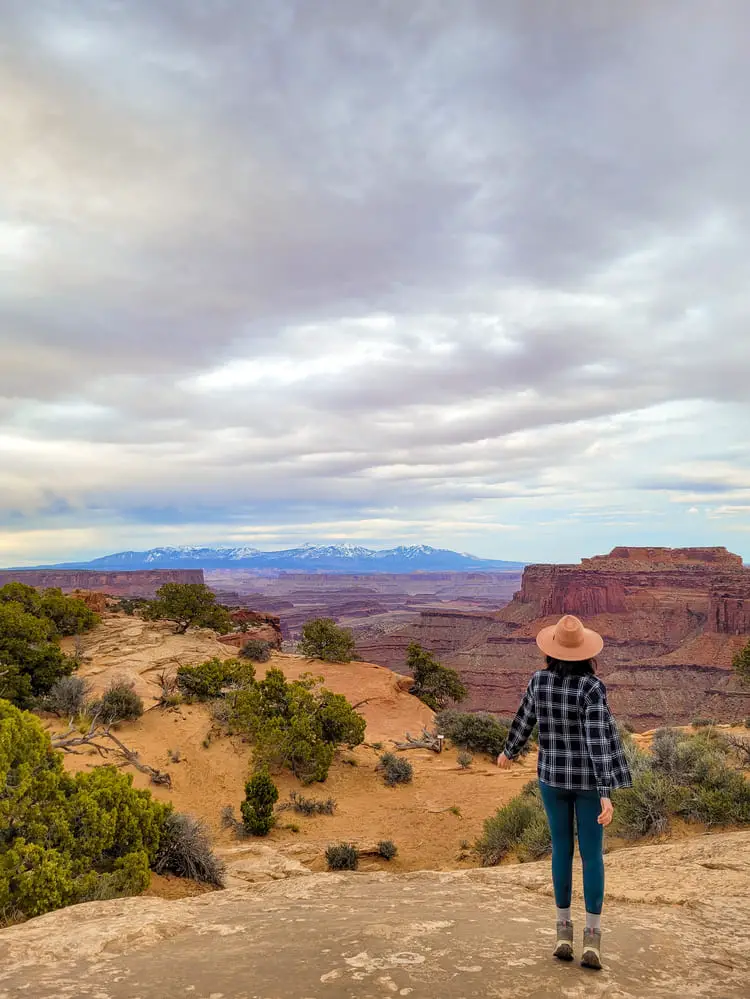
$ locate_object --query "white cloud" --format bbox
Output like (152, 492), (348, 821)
(0, 1), (748, 565)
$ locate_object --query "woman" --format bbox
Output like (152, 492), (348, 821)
(497, 614), (632, 971)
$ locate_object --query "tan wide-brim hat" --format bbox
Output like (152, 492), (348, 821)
(536, 614), (604, 661)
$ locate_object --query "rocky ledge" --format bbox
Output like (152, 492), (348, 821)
(1, 831), (747, 998)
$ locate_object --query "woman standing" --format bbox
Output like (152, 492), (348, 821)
(497, 614), (632, 970)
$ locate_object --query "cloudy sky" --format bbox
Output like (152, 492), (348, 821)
(1, 1), (749, 566)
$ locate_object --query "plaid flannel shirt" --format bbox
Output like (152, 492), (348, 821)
(503, 670), (632, 798)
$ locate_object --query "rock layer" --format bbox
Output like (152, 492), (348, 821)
(1, 831), (748, 998)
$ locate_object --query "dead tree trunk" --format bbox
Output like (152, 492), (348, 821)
(51, 723), (172, 788)
(392, 728), (445, 753)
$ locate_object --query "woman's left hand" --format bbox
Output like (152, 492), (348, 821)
(497, 752), (513, 769)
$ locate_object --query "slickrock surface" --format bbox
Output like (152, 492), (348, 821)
(1, 831), (748, 998)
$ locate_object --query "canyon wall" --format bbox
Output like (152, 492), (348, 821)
(361, 547), (750, 728)
(0, 569), (205, 597)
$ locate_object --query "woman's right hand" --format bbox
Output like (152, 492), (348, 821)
(598, 798), (614, 826)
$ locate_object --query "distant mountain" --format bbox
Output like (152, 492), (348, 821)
(27, 543), (525, 574)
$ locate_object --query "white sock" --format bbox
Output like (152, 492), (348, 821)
(557, 906), (572, 924)
(586, 912), (601, 932)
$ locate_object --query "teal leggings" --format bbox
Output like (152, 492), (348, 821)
(539, 781), (604, 915)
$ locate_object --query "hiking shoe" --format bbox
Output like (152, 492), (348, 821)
(553, 921), (574, 962)
(581, 928), (602, 970)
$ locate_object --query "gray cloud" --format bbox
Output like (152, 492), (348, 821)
(0, 1), (749, 563)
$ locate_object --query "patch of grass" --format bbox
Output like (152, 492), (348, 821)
(436, 710), (510, 757)
(325, 843), (359, 871)
(377, 752), (413, 786)
(153, 813), (226, 887)
(220, 804), (245, 838)
(476, 796), (544, 866)
(89, 681), (144, 724)
(613, 771), (687, 838)
(283, 791), (337, 816)
(457, 751), (473, 769)
(239, 639), (272, 663)
(168, 748), (182, 764)
(377, 840), (398, 861)
(517, 813), (552, 861)
(691, 717), (715, 729)
(449, 805), (462, 817)
(370, 741), (384, 751)
(282, 822), (301, 833)
(342, 755), (359, 766)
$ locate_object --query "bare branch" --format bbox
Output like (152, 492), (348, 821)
(725, 735), (750, 767)
(51, 723), (172, 787)
(392, 727), (444, 753)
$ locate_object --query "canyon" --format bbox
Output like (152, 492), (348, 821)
(3, 549), (749, 728)
(205, 569), (522, 642)
(359, 547), (750, 729)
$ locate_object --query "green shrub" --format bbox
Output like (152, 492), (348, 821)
(0, 702), (172, 921)
(229, 669), (365, 784)
(377, 840), (398, 861)
(176, 658), (233, 700)
(520, 779), (541, 799)
(406, 643), (467, 710)
(298, 618), (356, 662)
(745, 717), (750, 729)
(90, 681), (144, 724)
(677, 765), (750, 827)
(0, 599), (77, 708)
(153, 813), (226, 886)
(240, 639), (272, 663)
(476, 796), (541, 866)
(325, 843), (359, 870)
(691, 717), (715, 729)
(118, 597), (151, 617)
(241, 769), (279, 836)
(436, 710), (510, 757)
(145, 583), (232, 635)
(38, 588), (99, 637)
(285, 792), (337, 816)
(0, 583), (99, 638)
(613, 771), (686, 839)
(457, 751), (473, 769)
(45, 675), (92, 717)
(517, 812), (552, 861)
(378, 752), (413, 786)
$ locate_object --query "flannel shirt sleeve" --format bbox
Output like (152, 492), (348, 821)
(584, 681), (614, 798)
(503, 678), (537, 760)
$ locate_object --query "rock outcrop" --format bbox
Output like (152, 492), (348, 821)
(219, 609), (283, 649)
(0, 568), (205, 597)
(2, 831), (748, 998)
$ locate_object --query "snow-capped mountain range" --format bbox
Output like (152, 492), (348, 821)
(31, 543), (525, 573)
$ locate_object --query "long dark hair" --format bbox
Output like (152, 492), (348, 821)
(545, 655), (596, 677)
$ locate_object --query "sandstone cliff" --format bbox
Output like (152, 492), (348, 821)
(361, 547), (750, 728)
(0, 568), (205, 597)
